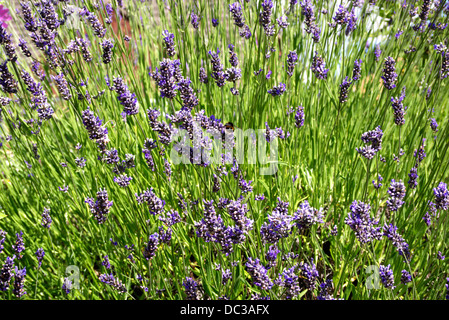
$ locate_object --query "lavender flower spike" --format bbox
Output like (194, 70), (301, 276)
(381, 57), (398, 90)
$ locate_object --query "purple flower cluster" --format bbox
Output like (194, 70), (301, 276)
(162, 30), (176, 57)
(276, 266), (300, 299)
(311, 52), (329, 80)
(383, 224), (410, 260)
(246, 257), (273, 290)
(433, 182), (449, 211)
(391, 87), (407, 126)
(81, 108), (109, 152)
(136, 188), (165, 215)
(208, 49), (228, 87)
(143, 233), (159, 260)
(294, 106), (305, 128)
(381, 57), (398, 90)
(386, 179), (406, 212)
(299, 259), (319, 291)
(260, 198), (292, 244)
(356, 126), (383, 160)
(113, 76), (138, 116)
(345, 200), (382, 244)
(259, 0), (275, 37)
(300, 0), (320, 42)
(183, 277), (201, 300)
(229, 2), (245, 28)
(293, 200), (324, 230)
(41, 207), (52, 229)
(286, 51), (298, 77)
(99, 273), (127, 293)
(0, 256), (15, 291)
(85, 188), (113, 224)
(379, 264), (396, 289)
(267, 83), (286, 97)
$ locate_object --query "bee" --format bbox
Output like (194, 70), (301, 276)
(224, 122), (235, 131)
(222, 122), (235, 143)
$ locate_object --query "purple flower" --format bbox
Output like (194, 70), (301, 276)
(383, 224), (410, 260)
(102, 255), (111, 269)
(0, 256), (15, 291)
(113, 174), (132, 187)
(18, 38), (31, 57)
(41, 207), (52, 229)
(418, 0), (431, 21)
(35, 248), (45, 269)
(414, 138), (426, 164)
(293, 200), (324, 230)
(391, 86), (407, 126)
(191, 11), (200, 29)
(99, 273), (126, 293)
(143, 233), (159, 260)
(333, 5), (349, 25)
(345, 200), (382, 244)
(433, 182), (449, 211)
(227, 199), (253, 234)
(401, 270), (412, 284)
(386, 179), (406, 212)
(221, 269), (232, 285)
(20, 2), (38, 32)
(352, 59), (362, 81)
(85, 188), (113, 224)
(267, 83), (286, 96)
(277, 16), (289, 29)
(13, 267), (26, 298)
(266, 244), (280, 269)
(259, 0), (274, 31)
(199, 67), (208, 84)
(85, 10), (106, 38)
(12, 231), (25, 258)
(430, 118), (438, 132)
(183, 277), (200, 300)
(229, 2), (245, 28)
(255, 194), (265, 201)
(286, 51), (298, 77)
(246, 257), (273, 290)
(379, 264), (396, 289)
(51, 73), (72, 100)
(381, 57), (398, 90)
(239, 24), (252, 39)
(311, 52), (329, 80)
(62, 277), (72, 294)
(318, 279), (336, 300)
(339, 76), (352, 103)
(300, 259), (319, 291)
(261, 198), (292, 244)
(0, 231), (6, 255)
(101, 39), (114, 64)
(408, 166), (418, 189)
(356, 126), (383, 159)
(0, 61), (18, 93)
(162, 30), (176, 57)
(440, 50), (449, 79)
(375, 44), (382, 62)
(151, 59), (180, 98)
(112, 76), (139, 116)
(212, 18), (219, 27)
(81, 108), (109, 151)
(373, 174), (383, 189)
(277, 266), (300, 299)
(295, 106), (305, 128)
(136, 188), (165, 215)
